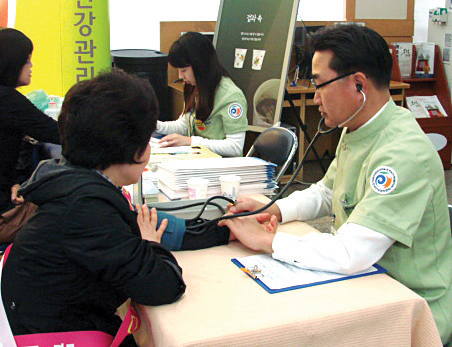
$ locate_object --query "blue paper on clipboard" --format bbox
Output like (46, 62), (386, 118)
(232, 254), (386, 294)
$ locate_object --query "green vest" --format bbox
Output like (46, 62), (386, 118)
(185, 77), (248, 139)
(323, 99), (452, 343)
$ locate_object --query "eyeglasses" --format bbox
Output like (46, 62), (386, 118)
(311, 71), (355, 91)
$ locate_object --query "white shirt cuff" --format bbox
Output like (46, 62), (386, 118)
(271, 223), (394, 275)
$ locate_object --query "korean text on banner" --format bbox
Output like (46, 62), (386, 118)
(14, 0), (110, 96)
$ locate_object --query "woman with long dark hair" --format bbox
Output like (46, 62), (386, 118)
(0, 28), (59, 245)
(157, 31), (248, 157)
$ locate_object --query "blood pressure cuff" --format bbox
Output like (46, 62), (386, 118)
(156, 211), (230, 251)
(156, 211), (186, 251)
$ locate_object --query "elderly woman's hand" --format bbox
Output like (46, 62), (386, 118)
(136, 205), (168, 243)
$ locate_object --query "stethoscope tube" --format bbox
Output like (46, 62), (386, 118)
(154, 90), (364, 234)
(180, 117), (338, 233)
(155, 195), (235, 221)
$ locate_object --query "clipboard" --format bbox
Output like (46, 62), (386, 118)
(232, 255), (387, 294)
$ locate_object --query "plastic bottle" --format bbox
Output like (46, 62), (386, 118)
(44, 97), (59, 120)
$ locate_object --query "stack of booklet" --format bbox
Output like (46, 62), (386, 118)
(142, 169), (159, 203)
(156, 157), (277, 200)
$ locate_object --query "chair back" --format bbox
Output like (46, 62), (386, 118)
(246, 126), (298, 183)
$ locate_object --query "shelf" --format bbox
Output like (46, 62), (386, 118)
(403, 78), (436, 83)
(400, 44), (452, 169)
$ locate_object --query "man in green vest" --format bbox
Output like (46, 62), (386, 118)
(222, 24), (452, 345)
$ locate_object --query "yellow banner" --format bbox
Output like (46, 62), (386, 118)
(14, 0), (110, 96)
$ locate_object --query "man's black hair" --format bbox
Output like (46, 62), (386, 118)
(310, 24), (392, 89)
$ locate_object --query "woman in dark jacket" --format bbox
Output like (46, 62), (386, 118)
(1, 69), (186, 346)
(0, 28), (60, 244)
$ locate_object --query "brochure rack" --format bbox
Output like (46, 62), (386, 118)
(400, 44), (452, 169)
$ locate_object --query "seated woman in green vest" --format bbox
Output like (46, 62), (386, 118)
(156, 31), (248, 157)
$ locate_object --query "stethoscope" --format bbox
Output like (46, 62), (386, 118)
(150, 118), (335, 235)
(152, 89), (366, 235)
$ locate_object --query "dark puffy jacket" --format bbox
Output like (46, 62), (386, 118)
(1, 159), (185, 338)
(0, 86), (59, 214)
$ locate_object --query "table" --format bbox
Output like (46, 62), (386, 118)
(128, 198), (442, 347)
(148, 145), (220, 170)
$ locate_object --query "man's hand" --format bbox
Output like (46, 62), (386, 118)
(136, 205), (167, 243)
(159, 133), (192, 147)
(11, 184), (24, 205)
(219, 212), (278, 253)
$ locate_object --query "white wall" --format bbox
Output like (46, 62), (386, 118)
(414, 0), (446, 42)
(109, 0), (444, 51)
(297, 0), (343, 22)
(108, 0), (343, 51)
(109, 0), (221, 51)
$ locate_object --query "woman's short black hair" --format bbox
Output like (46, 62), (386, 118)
(310, 24), (392, 89)
(0, 28), (33, 87)
(168, 31), (228, 121)
(58, 68), (159, 170)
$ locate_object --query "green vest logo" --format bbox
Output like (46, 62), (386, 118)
(370, 166), (398, 195)
(228, 103), (244, 119)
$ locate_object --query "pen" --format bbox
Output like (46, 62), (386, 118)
(290, 65), (299, 87)
(150, 151), (190, 155)
(240, 267), (258, 279)
(150, 151), (201, 155)
(169, 152), (201, 155)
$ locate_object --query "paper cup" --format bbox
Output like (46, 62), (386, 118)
(253, 78), (280, 126)
(234, 48), (247, 68)
(187, 177), (209, 199)
(252, 49), (266, 70)
(219, 175), (241, 200)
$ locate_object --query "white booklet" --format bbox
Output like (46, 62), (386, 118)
(406, 95), (448, 118)
(392, 42), (413, 77)
(414, 42), (435, 78)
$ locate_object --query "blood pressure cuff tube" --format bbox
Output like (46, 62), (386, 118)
(156, 211), (186, 251)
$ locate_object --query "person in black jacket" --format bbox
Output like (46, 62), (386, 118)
(0, 28), (60, 244)
(1, 69), (186, 346)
